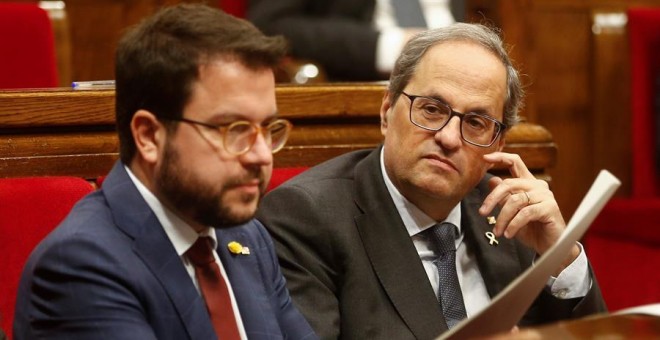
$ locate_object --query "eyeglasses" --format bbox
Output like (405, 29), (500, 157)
(400, 92), (507, 147)
(161, 116), (292, 155)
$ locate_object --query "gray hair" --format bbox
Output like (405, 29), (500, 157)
(388, 23), (523, 127)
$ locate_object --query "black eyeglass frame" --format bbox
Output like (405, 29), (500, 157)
(159, 116), (292, 155)
(400, 91), (507, 147)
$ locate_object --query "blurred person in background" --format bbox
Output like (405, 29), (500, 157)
(249, 0), (464, 81)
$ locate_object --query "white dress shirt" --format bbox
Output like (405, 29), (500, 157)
(125, 166), (248, 339)
(378, 150), (591, 317)
(373, 0), (456, 73)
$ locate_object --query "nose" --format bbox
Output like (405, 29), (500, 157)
(434, 116), (462, 150)
(240, 131), (273, 166)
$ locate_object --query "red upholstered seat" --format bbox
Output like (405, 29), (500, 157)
(589, 200), (660, 311)
(267, 167), (308, 192)
(585, 8), (660, 311)
(96, 175), (107, 188)
(0, 177), (93, 337)
(0, 3), (58, 89)
(218, 0), (246, 18)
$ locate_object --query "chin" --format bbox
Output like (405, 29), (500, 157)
(230, 200), (259, 220)
(421, 178), (460, 199)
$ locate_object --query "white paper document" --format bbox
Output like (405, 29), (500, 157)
(438, 170), (621, 339)
(614, 303), (660, 317)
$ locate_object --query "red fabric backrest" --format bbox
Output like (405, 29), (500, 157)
(591, 200), (660, 245)
(96, 175), (107, 188)
(628, 8), (660, 197)
(0, 177), (93, 337)
(218, 0), (247, 18)
(0, 3), (58, 89)
(267, 167), (308, 192)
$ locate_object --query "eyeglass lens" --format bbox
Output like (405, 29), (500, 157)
(224, 120), (290, 155)
(410, 96), (500, 146)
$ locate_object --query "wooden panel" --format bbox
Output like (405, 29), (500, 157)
(41, 1), (73, 87)
(0, 84), (557, 183)
(276, 83), (385, 117)
(534, 9), (594, 218)
(67, 0), (125, 82)
(64, 0), (192, 82)
(0, 89), (115, 127)
(591, 10), (632, 196)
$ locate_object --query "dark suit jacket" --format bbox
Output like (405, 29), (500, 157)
(13, 162), (316, 340)
(249, 0), (380, 81)
(257, 147), (606, 340)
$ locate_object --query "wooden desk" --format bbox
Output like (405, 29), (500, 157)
(0, 83), (556, 181)
(485, 313), (660, 339)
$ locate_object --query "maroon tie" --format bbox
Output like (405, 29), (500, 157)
(186, 237), (241, 340)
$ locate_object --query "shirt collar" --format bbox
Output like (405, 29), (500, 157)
(379, 148), (462, 237)
(124, 165), (218, 255)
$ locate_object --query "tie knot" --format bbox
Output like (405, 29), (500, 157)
(427, 223), (459, 255)
(186, 237), (216, 266)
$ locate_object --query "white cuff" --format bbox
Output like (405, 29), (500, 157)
(546, 242), (591, 299)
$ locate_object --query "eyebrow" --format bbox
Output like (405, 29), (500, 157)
(208, 111), (280, 125)
(423, 93), (495, 118)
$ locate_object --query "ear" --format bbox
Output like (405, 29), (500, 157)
(131, 110), (166, 164)
(380, 91), (393, 136)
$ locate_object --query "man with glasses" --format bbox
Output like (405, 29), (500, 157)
(257, 23), (606, 339)
(14, 4), (315, 339)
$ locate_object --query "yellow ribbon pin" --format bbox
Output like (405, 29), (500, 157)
(227, 241), (250, 255)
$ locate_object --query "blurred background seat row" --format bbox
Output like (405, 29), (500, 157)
(0, 0), (323, 89)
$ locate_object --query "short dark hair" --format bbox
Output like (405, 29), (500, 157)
(115, 3), (287, 163)
(388, 23), (523, 128)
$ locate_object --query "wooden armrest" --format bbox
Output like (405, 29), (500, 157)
(0, 83), (557, 182)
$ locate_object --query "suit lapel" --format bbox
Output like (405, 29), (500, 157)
(213, 225), (289, 337)
(461, 179), (525, 298)
(213, 227), (271, 336)
(353, 148), (446, 339)
(351, 150), (527, 336)
(103, 162), (216, 339)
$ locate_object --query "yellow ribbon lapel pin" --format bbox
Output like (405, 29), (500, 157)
(227, 241), (250, 255)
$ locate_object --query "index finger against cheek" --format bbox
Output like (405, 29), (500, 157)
(483, 152), (534, 179)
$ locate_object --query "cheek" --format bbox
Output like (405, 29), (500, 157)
(463, 149), (491, 180)
(187, 154), (235, 188)
(383, 129), (415, 169)
(262, 164), (273, 182)
(383, 133), (427, 185)
(384, 113), (416, 148)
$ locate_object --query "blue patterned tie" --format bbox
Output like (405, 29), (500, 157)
(427, 222), (467, 328)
